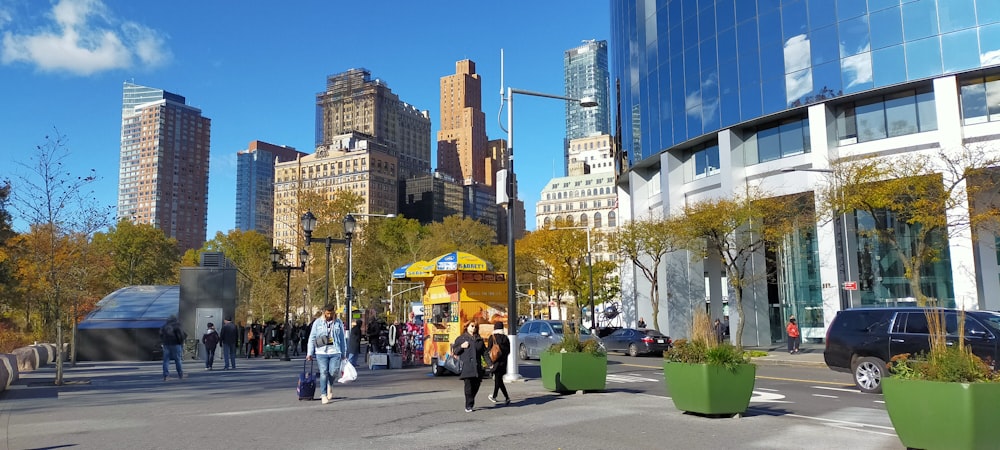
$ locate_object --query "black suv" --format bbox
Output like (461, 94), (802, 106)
(824, 307), (1000, 393)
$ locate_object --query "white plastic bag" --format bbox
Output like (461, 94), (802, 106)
(337, 359), (357, 383)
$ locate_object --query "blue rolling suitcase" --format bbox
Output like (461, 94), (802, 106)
(297, 359), (318, 400)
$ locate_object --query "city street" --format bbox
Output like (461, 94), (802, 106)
(0, 355), (902, 449)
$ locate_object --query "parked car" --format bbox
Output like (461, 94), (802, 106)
(516, 320), (596, 360)
(603, 328), (671, 356)
(824, 307), (1000, 394)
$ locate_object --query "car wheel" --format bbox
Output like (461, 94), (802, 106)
(519, 344), (529, 361)
(628, 343), (639, 357)
(853, 356), (885, 394)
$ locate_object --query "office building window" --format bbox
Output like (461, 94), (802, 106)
(960, 75), (1000, 125)
(835, 87), (936, 143)
(743, 116), (811, 164)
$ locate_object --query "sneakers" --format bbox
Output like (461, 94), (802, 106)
(464, 408), (473, 412)
(321, 395), (330, 404)
(487, 395), (497, 403)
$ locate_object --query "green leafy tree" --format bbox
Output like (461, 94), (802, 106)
(92, 219), (179, 287)
(353, 216), (425, 314)
(820, 147), (1000, 306)
(607, 217), (681, 332)
(675, 189), (803, 348)
(197, 229), (285, 323)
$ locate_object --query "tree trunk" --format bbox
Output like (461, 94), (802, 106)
(733, 282), (745, 349)
(649, 278), (660, 332)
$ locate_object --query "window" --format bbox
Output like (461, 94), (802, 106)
(686, 141), (720, 181)
(960, 75), (1000, 125)
(744, 116), (811, 164)
(836, 87), (936, 143)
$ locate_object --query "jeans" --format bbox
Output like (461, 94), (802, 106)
(347, 352), (358, 367)
(204, 346), (216, 369)
(162, 344), (183, 379)
(317, 353), (344, 399)
(787, 336), (800, 353)
(222, 343), (237, 369)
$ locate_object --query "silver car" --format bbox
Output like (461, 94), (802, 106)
(516, 320), (596, 360)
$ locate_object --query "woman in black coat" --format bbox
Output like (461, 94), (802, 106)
(452, 320), (486, 412)
(348, 319), (362, 366)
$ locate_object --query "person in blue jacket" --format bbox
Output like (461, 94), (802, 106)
(307, 305), (348, 405)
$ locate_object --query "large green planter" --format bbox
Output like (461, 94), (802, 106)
(662, 362), (756, 415)
(540, 351), (607, 393)
(883, 377), (1000, 450)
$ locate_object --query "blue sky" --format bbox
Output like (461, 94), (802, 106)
(0, 0), (611, 236)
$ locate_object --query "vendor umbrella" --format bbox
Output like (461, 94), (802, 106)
(429, 251), (493, 272)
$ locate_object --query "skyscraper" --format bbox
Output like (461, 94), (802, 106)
(118, 81), (211, 252)
(437, 60), (491, 186)
(315, 68), (431, 182)
(235, 140), (305, 239)
(564, 40), (611, 175)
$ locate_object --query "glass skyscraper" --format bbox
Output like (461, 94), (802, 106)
(564, 39), (611, 174)
(235, 140), (304, 239)
(611, 0), (1000, 344)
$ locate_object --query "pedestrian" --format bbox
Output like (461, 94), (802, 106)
(201, 322), (220, 370)
(307, 305), (347, 405)
(348, 319), (362, 367)
(246, 323), (259, 358)
(159, 315), (186, 381)
(787, 316), (801, 354)
(453, 320), (486, 412)
(713, 318), (725, 344)
(486, 321), (511, 406)
(637, 317), (646, 328)
(219, 317), (238, 370)
(299, 322), (309, 354)
(291, 323), (301, 356)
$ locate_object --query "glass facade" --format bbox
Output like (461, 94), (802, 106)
(611, 0), (1000, 162)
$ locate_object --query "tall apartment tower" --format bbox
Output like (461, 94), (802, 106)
(118, 81), (211, 252)
(564, 40), (611, 175)
(235, 140), (306, 239)
(315, 68), (431, 181)
(437, 60), (491, 186)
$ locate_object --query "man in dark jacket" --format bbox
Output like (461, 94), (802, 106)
(159, 315), (186, 381)
(348, 319), (362, 366)
(202, 323), (220, 370)
(219, 317), (238, 370)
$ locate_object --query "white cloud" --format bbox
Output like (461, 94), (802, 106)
(981, 49), (1000, 67)
(0, 0), (170, 76)
(842, 50), (872, 89)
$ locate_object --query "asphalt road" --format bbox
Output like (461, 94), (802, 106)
(0, 355), (903, 450)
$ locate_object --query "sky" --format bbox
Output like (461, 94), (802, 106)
(0, 0), (612, 238)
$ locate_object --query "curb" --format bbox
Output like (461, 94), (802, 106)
(751, 357), (828, 369)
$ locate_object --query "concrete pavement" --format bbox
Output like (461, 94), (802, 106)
(747, 341), (828, 368)
(0, 350), (901, 450)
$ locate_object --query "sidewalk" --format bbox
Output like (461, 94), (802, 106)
(746, 341), (827, 368)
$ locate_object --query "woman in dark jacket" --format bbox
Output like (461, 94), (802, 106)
(453, 320), (486, 412)
(348, 319), (362, 366)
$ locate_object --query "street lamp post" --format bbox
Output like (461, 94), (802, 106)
(271, 248), (308, 361)
(501, 86), (597, 382)
(301, 211), (356, 327)
(550, 225), (595, 331)
(781, 167), (853, 311)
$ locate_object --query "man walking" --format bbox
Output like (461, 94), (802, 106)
(159, 315), (186, 381)
(219, 317), (238, 370)
(201, 322), (220, 370)
(307, 305), (347, 405)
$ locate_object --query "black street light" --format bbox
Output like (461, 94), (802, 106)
(271, 248), (307, 362)
(301, 211), (357, 329)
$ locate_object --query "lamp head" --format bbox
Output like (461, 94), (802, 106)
(269, 248), (281, 268)
(301, 210), (317, 240)
(343, 214), (356, 236)
(578, 96), (598, 108)
(298, 249), (309, 269)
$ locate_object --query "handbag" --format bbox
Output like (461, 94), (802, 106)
(489, 340), (501, 363)
(337, 359), (357, 383)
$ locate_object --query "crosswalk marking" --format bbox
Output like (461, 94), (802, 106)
(606, 373), (659, 383)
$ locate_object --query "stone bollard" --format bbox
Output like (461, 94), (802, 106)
(11, 346), (40, 372)
(31, 345), (51, 367)
(40, 343), (57, 364)
(0, 353), (18, 392)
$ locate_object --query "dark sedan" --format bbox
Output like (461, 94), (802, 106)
(603, 328), (671, 356)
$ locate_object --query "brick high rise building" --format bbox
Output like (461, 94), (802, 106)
(118, 82), (211, 252)
(437, 60), (491, 186)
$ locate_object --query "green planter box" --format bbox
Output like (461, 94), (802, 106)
(663, 362), (756, 415)
(883, 377), (1000, 450)
(540, 351), (607, 393)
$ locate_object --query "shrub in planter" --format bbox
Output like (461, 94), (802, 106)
(540, 325), (607, 393)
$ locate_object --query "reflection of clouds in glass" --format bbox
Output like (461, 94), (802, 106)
(784, 34), (810, 73)
(784, 34), (813, 104)
(686, 74), (719, 120)
(981, 49), (1000, 67)
(786, 68), (813, 105)
(630, 37), (641, 86)
(842, 48), (872, 88)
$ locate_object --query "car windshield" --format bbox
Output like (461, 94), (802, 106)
(973, 313), (1000, 334)
(548, 322), (591, 336)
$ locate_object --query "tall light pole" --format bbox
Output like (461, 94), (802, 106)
(500, 86), (597, 382)
(301, 212), (359, 329)
(271, 248), (308, 361)
(550, 225), (595, 331)
(781, 167), (853, 311)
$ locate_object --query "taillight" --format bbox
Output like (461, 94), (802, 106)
(641, 337), (653, 343)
